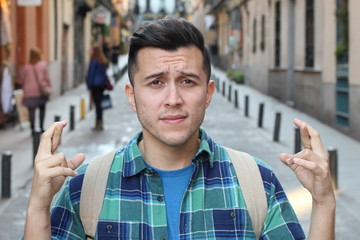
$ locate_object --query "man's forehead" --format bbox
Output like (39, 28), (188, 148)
(137, 46), (201, 58)
(136, 47), (203, 69)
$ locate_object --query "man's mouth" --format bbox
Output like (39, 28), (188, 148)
(160, 115), (187, 124)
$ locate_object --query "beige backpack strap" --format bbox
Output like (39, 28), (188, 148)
(80, 149), (118, 239)
(225, 147), (267, 240)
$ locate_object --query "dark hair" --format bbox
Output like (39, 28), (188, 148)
(128, 16), (211, 85)
(90, 43), (108, 65)
(29, 47), (42, 64)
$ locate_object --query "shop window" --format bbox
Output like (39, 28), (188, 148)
(305, 0), (314, 68)
(253, 18), (257, 53)
(261, 15), (266, 51)
(274, 1), (281, 67)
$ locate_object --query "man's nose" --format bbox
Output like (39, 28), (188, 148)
(165, 82), (183, 107)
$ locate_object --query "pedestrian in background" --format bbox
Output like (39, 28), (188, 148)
(21, 47), (52, 135)
(86, 44), (108, 131)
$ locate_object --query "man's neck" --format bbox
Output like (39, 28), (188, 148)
(138, 132), (200, 171)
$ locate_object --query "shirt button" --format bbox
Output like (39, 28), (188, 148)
(106, 224), (113, 231)
(157, 195), (164, 202)
(230, 211), (237, 218)
(184, 223), (189, 233)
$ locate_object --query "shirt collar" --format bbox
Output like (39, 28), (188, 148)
(122, 128), (214, 177)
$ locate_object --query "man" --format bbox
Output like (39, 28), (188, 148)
(24, 16), (335, 239)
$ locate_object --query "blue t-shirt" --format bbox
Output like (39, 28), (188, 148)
(151, 164), (194, 240)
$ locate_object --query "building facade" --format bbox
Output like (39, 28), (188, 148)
(191, 0), (360, 140)
(8, 0), (96, 96)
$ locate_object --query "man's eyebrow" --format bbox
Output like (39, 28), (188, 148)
(144, 72), (165, 80)
(180, 71), (201, 79)
(144, 71), (201, 80)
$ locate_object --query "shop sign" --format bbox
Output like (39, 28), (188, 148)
(17, 0), (42, 6)
(92, 5), (111, 25)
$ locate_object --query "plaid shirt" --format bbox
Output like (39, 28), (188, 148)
(49, 129), (305, 240)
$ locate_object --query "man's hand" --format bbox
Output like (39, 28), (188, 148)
(279, 118), (335, 239)
(24, 121), (85, 240)
(28, 121), (85, 210)
(279, 119), (334, 205)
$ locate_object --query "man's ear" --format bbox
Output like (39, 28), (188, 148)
(125, 83), (137, 112)
(205, 80), (215, 108)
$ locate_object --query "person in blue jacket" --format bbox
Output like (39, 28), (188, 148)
(86, 44), (109, 131)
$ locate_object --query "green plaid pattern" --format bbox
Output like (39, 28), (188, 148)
(46, 129), (305, 239)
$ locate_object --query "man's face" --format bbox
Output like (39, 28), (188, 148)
(126, 46), (214, 148)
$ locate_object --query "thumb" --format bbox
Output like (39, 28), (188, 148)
(279, 153), (297, 171)
(67, 153), (85, 170)
(279, 153), (292, 165)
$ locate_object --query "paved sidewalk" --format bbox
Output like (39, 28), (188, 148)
(0, 82), (91, 207)
(211, 67), (360, 238)
(0, 64), (359, 239)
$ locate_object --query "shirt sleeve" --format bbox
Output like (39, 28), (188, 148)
(49, 166), (88, 240)
(257, 160), (306, 240)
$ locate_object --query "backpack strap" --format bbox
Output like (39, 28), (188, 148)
(225, 147), (267, 240)
(79, 147), (267, 239)
(80, 149), (118, 239)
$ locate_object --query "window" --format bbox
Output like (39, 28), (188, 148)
(261, 15), (265, 51)
(274, 1), (281, 67)
(253, 18), (257, 53)
(305, 0), (314, 68)
(335, 0), (349, 127)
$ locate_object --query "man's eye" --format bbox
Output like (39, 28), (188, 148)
(150, 80), (161, 85)
(182, 79), (194, 85)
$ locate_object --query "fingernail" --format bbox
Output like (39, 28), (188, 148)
(286, 158), (292, 164)
(294, 158), (301, 163)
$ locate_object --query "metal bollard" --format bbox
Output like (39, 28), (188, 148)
(222, 81), (226, 97)
(294, 127), (301, 153)
(70, 105), (75, 131)
(245, 95), (249, 117)
(234, 90), (239, 109)
(328, 147), (338, 189)
(228, 85), (232, 102)
(258, 103), (264, 128)
(54, 115), (62, 145)
(80, 98), (86, 120)
(54, 115), (61, 122)
(33, 130), (42, 167)
(1, 151), (12, 198)
(273, 112), (282, 142)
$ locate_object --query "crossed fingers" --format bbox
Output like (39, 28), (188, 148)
(34, 121), (79, 177)
(294, 118), (327, 159)
(36, 121), (67, 160)
(280, 119), (329, 174)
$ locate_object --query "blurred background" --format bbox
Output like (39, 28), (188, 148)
(0, 0), (359, 239)
(0, 0), (357, 140)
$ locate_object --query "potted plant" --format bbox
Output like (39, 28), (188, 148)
(226, 69), (244, 84)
